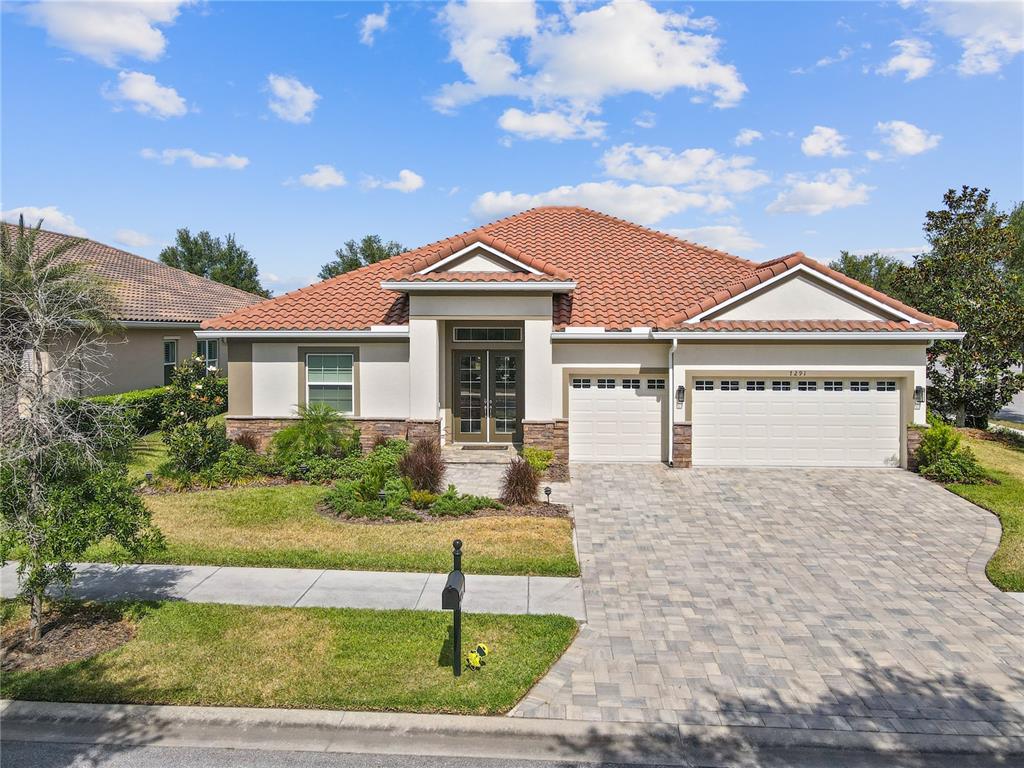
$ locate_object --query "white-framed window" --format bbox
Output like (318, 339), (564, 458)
(798, 381), (818, 392)
(824, 380), (843, 392)
(621, 378), (640, 390)
(695, 379), (714, 391)
(597, 378), (616, 389)
(163, 339), (177, 385)
(720, 380), (739, 391)
(196, 339), (218, 371)
(453, 327), (522, 342)
(850, 381), (870, 392)
(306, 353), (354, 413)
(877, 380), (897, 392)
(647, 378), (666, 390)
(746, 380), (765, 391)
(772, 380), (791, 391)
(571, 377), (591, 389)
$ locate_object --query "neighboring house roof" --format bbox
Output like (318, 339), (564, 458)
(201, 206), (957, 334)
(4, 224), (264, 324)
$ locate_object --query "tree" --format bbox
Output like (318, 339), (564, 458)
(1007, 201), (1024, 277)
(893, 187), (1024, 427)
(318, 235), (405, 280)
(828, 251), (905, 295)
(0, 217), (164, 639)
(159, 228), (271, 297)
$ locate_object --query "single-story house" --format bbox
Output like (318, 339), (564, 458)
(200, 206), (962, 468)
(8, 225), (264, 395)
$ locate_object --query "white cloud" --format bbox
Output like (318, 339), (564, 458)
(601, 143), (770, 194)
(472, 181), (721, 225)
(875, 120), (941, 156)
(766, 169), (872, 216)
(114, 228), (153, 248)
(733, 128), (762, 147)
(434, 0), (746, 140)
(497, 108), (605, 141)
(865, 150), (884, 161)
(668, 225), (764, 254)
(103, 70), (187, 118)
(298, 164), (347, 190)
(791, 45), (852, 74)
(800, 126), (850, 157)
(360, 4), (390, 46)
(876, 38), (934, 81)
(2, 205), (87, 236)
(633, 111), (656, 129)
(266, 74), (320, 124)
(21, 1), (188, 66)
(925, 2), (1023, 76)
(140, 148), (249, 170)
(365, 169), (425, 193)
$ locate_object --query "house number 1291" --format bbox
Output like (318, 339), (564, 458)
(789, 370), (807, 376)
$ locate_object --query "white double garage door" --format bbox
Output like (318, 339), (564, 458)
(568, 374), (902, 467)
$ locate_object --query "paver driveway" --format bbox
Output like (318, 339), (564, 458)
(513, 465), (1024, 740)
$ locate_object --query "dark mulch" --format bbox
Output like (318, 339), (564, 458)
(543, 462), (570, 483)
(1, 603), (136, 674)
(316, 501), (570, 526)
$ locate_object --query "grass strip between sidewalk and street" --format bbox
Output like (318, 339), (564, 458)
(85, 484), (579, 577)
(1, 601), (577, 715)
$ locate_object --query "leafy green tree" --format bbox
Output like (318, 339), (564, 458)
(893, 187), (1024, 427)
(1007, 201), (1024, 276)
(0, 217), (164, 639)
(159, 228), (271, 297)
(318, 235), (405, 279)
(828, 251), (905, 295)
(161, 354), (229, 473)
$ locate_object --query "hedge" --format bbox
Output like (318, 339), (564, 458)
(89, 386), (168, 436)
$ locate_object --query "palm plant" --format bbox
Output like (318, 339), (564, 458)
(270, 402), (358, 464)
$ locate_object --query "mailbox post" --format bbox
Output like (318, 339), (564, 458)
(441, 539), (465, 677)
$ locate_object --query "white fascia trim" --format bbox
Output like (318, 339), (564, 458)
(652, 331), (964, 340)
(686, 263), (920, 325)
(195, 329), (410, 339)
(552, 331), (656, 341)
(416, 242), (543, 275)
(382, 280), (576, 293)
(119, 320), (201, 328)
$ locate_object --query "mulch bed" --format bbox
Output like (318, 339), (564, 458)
(543, 462), (570, 483)
(1, 603), (136, 674)
(317, 500), (571, 526)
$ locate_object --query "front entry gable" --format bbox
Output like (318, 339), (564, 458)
(421, 242), (540, 275)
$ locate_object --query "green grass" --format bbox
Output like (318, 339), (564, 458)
(87, 484), (579, 577)
(947, 432), (1024, 592)
(127, 431), (167, 482)
(1, 601), (577, 714)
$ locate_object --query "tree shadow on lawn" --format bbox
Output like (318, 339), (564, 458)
(549, 652), (1024, 766)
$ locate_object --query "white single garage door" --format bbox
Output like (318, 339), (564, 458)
(691, 377), (901, 467)
(569, 375), (666, 462)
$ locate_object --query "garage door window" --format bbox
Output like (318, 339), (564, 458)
(622, 378), (640, 389)
(772, 380), (791, 391)
(597, 378), (616, 389)
(745, 380), (765, 391)
(877, 380), (897, 391)
(824, 380), (843, 391)
(720, 380), (739, 391)
(695, 379), (713, 391)
(647, 378), (666, 390)
(571, 378), (591, 389)
(850, 381), (870, 392)
(798, 381), (817, 391)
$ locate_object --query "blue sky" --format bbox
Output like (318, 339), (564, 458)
(3, 1), (1022, 294)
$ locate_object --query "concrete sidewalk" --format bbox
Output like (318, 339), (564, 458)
(0, 562), (585, 619)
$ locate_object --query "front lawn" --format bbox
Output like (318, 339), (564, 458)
(949, 431), (1024, 592)
(86, 484), (579, 576)
(1, 601), (577, 714)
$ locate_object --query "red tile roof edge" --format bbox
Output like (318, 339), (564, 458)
(656, 252), (958, 330)
(677, 319), (951, 333)
(401, 271), (571, 283)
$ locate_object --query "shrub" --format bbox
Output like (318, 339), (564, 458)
(522, 446), (554, 474)
(430, 485), (503, 517)
(270, 403), (360, 465)
(165, 421), (229, 473)
(161, 356), (227, 433)
(500, 458), (539, 506)
(324, 478), (417, 521)
(917, 422), (962, 469)
(371, 433), (392, 450)
(89, 385), (167, 436)
(409, 490), (438, 510)
(197, 444), (273, 487)
(233, 431), (260, 452)
(921, 447), (988, 484)
(398, 438), (446, 493)
(991, 425), (1024, 449)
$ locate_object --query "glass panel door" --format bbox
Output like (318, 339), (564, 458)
(489, 352), (521, 443)
(454, 351), (484, 442)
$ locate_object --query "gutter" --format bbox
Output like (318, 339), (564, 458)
(381, 281), (577, 293)
(651, 331), (965, 341)
(195, 329), (410, 339)
(667, 338), (677, 467)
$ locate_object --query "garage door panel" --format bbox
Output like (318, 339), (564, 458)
(692, 378), (900, 468)
(569, 380), (664, 463)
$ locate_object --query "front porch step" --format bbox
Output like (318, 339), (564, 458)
(442, 445), (518, 464)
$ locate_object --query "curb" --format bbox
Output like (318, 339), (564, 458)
(2, 700), (1020, 763)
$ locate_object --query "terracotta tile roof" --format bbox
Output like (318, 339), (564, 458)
(4, 224), (264, 324)
(400, 271), (572, 283)
(657, 251), (957, 330)
(680, 320), (952, 333)
(201, 206), (956, 334)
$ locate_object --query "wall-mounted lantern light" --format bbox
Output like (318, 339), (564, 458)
(914, 385), (925, 406)
(676, 385), (686, 405)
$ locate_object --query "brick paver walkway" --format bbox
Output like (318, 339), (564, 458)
(512, 465), (1024, 741)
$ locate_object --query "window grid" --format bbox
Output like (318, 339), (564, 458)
(162, 340), (177, 385)
(824, 380), (843, 391)
(850, 381), (870, 392)
(621, 378), (640, 390)
(647, 378), (666, 390)
(695, 380), (713, 391)
(196, 339), (218, 370)
(597, 378), (616, 389)
(306, 353), (354, 414)
(772, 380), (791, 391)
(877, 380), (897, 392)
(720, 380), (739, 391)
(798, 381), (818, 391)
(571, 378), (591, 389)
(453, 327), (522, 343)
(745, 380), (765, 391)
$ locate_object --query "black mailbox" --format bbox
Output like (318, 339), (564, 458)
(442, 570), (465, 610)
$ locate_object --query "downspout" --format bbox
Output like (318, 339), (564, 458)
(667, 338), (677, 467)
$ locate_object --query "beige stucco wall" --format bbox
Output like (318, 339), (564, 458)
(709, 273), (897, 322)
(408, 293), (553, 319)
